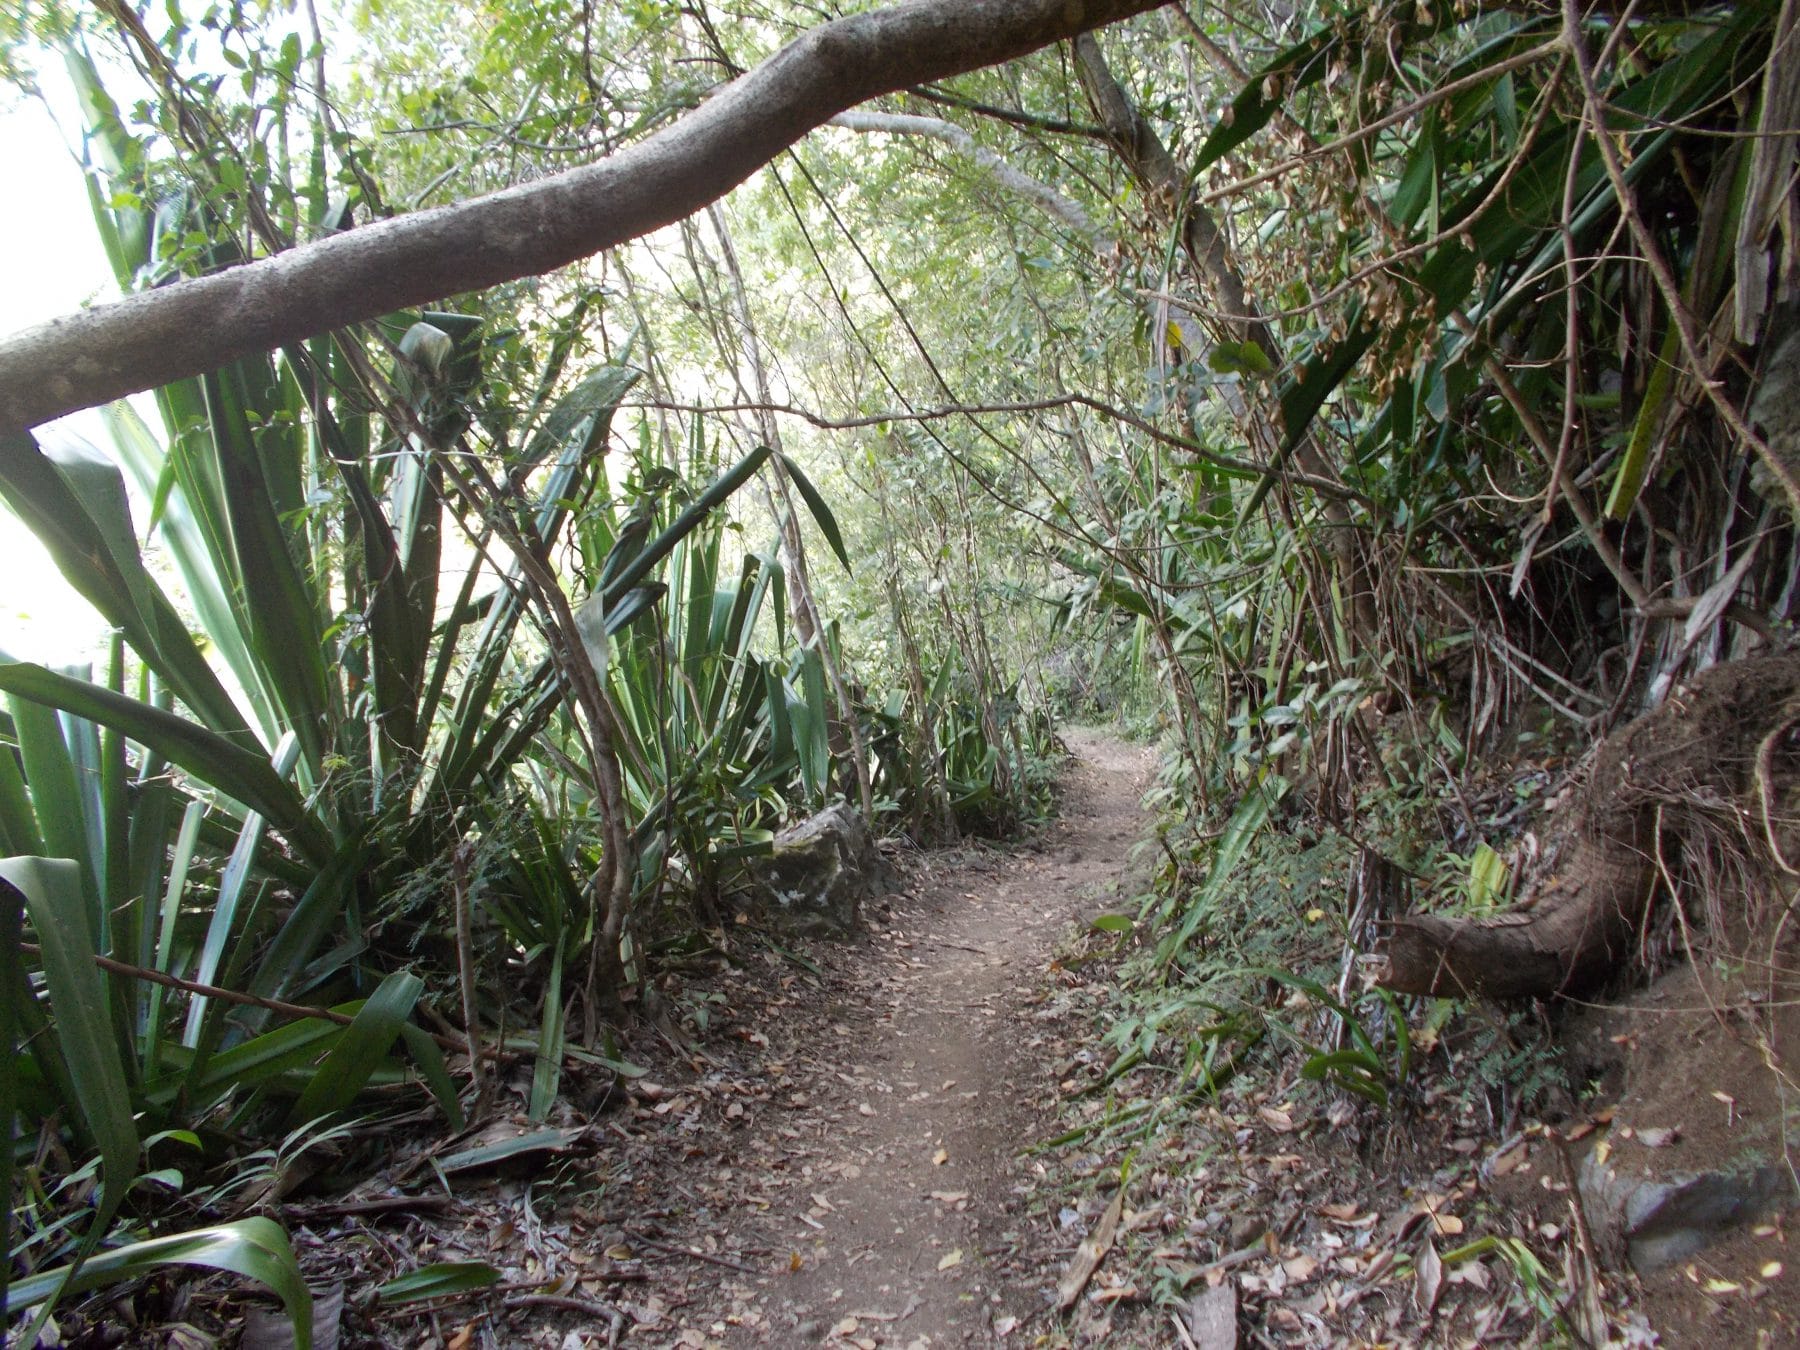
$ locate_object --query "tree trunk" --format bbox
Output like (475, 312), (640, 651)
(1072, 34), (1380, 644)
(1380, 654), (1800, 998)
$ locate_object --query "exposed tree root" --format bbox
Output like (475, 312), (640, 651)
(1380, 653), (1800, 998)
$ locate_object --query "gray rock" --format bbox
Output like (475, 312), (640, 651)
(1579, 1147), (1799, 1270)
(744, 804), (895, 937)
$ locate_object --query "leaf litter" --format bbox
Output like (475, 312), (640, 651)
(121, 730), (1752, 1345)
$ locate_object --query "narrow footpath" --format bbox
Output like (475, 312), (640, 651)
(589, 729), (1155, 1346)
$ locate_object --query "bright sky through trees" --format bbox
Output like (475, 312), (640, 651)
(1, 76), (130, 663)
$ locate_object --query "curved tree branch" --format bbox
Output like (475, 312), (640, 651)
(0, 0), (1166, 437)
(830, 110), (1113, 247)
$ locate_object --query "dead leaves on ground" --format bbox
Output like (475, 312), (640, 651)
(1031, 947), (1592, 1346)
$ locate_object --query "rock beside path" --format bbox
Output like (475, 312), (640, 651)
(743, 803), (896, 936)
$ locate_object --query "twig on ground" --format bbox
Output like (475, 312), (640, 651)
(284, 1194), (451, 1219)
(622, 1226), (765, 1276)
(504, 1292), (625, 1317)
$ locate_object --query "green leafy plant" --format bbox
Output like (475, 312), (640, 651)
(8, 1218), (313, 1349)
(1258, 969), (1413, 1110)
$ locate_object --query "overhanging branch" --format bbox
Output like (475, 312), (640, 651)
(0, 0), (1166, 436)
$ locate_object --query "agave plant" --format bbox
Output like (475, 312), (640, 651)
(569, 438), (852, 916)
(0, 39), (797, 1338)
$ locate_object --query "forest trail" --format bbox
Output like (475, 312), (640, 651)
(617, 729), (1156, 1346)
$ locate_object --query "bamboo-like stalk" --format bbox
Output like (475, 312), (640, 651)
(705, 205), (876, 821)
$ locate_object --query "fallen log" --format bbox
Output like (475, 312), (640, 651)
(1380, 653), (1800, 998)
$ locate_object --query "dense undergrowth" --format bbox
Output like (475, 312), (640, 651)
(6, 0), (1800, 1341)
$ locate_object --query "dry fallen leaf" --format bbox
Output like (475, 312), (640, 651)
(1764, 1261), (1784, 1279)
(858, 1103), (876, 1117)
(1489, 1141), (1529, 1176)
(938, 1248), (964, 1271)
(1257, 1105), (1295, 1133)
(1446, 1258), (1491, 1291)
(789, 1251), (804, 1272)
(1186, 1279), (1237, 1346)
(831, 1316), (859, 1337)
(1088, 1284), (1139, 1303)
(929, 1190), (969, 1205)
(1703, 1278), (1742, 1296)
(243, 1282), (343, 1350)
(1636, 1126), (1680, 1148)
(932, 1147), (950, 1166)
(1282, 1253), (1319, 1282)
(1415, 1239), (1443, 1313)
(1319, 1201), (1359, 1221)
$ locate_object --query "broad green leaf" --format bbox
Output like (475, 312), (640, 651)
(529, 940), (566, 1123)
(0, 661), (326, 863)
(1194, 25), (1344, 170)
(378, 1261), (501, 1306)
(4, 859), (137, 1232)
(0, 431), (256, 749)
(599, 446), (773, 605)
(0, 711), (42, 856)
(142, 797), (204, 1071)
(94, 403), (271, 746)
(186, 1013), (350, 1101)
(1205, 341), (1276, 377)
(1238, 316), (1376, 527)
(436, 1126), (585, 1174)
(1606, 318), (1681, 519)
(289, 970), (424, 1125)
(0, 866), (21, 1317)
(183, 731), (302, 1048)
(400, 1024), (466, 1130)
(518, 364), (639, 476)
(776, 451), (852, 572)
(199, 367), (330, 777)
(1157, 779), (1283, 968)
(7, 1217), (311, 1350)
(250, 835), (372, 1006)
(6, 693), (96, 904)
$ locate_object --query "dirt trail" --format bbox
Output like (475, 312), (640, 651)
(622, 728), (1155, 1346)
